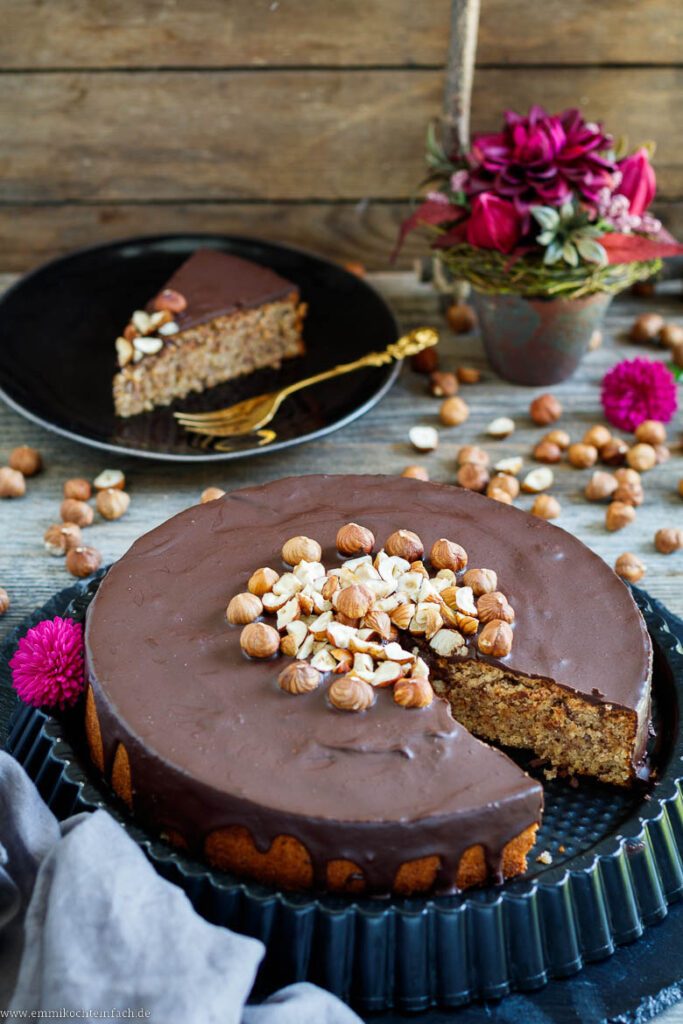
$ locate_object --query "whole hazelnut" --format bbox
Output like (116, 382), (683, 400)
(626, 443), (656, 472)
(336, 584), (374, 620)
(531, 494), (561, 520)
(343, 260), (366, 278)
(328, 674), (375, 712)
(440, 396), (470, 426)
(615, 467), (641, 486)
(584, 471), (618, 502)
(487, 487), (513, 504)
(201, 486), (226, 503)
(600, 438), (628, 466)
(66, 545), (102, 578)
(457, 366), (481, 384)
(411, 347), (439, 374)
(457, 463), (489, 492)
(544, 429), (571, 450)
(629, 312), (664, 342)
(463, 568), (497, 595)
(278, 662), (321, 695)
(533, 440), (562, 464)
(614, 552), (646, 583)
(401, 465), (429, 481)
(457, 445), (489, 467)
(60, 498), (94, 527)
(0, 467), (26, 498)
(654, 444), (671, 464)
(429, 371), (458, 397)
(93, 469), (125, 491)
(96, 488), (130, 521)
(679, 478), (683, 499)
(634, 420), (666, 446)
(430, 538), (468, 572)
(529, 393), (562, 425)
(386, 529), (424, 562)
(0, 587), (9, 616)
(613, 482), (644, 507)
(445, 302), (476, 334)
(672, 341), (683, 369)
(654, 528), (682, 554)
(568, 443), (598, 469)
(589, 329), (602, 351)
(477, 619), (514, 658)
(477, 591), (515, 624)
(226, 592), (263, 624)
(282, 536), (322, 565)
(44, 522), (82, 556)
(336, 522), (375, 556)
(487, 473), (520, 499)
(606, 501), (636, 532)
(660, 323), (683, 348)
(248, 567), (280, 596)
(9, 446), (42, 476)
(583, 425), (612, 449)
(239, 621), (280, 659)
(64, 478), (92, 501)
(153, 288), (187, 314)
(393, 677), (435, 709)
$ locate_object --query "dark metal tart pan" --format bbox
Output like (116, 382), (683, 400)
(1, 572), (682, 1014)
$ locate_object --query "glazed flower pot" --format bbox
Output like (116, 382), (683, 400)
(471, 290), (612, 386)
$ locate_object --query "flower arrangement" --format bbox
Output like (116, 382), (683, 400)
(400, 105), (682, 299)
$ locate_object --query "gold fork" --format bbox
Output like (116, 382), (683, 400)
(173, 327), (438, 441)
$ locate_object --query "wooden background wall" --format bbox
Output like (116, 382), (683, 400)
(2, 0), (682, 271)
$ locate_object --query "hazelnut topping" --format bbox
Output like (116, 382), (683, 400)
(329, 675), (375, 712)
(430, 538), (468, 572)
(385, 529), (424, 561)
(336, 522), (375, 557)
(227, 592), (263, 625)
(240, 622), (280, 659)
(201, 487), (226, 503)
(282, 536), (322, 565)
(477, 620), (514, 658)
(278, 662), (321, 695)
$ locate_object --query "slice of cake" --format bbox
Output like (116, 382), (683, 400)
(112, 249), (306, 417)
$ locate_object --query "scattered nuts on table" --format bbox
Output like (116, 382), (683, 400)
(487, 416), (515, 438)
(600, 437), (628, 466)
(531, 494), (561, 519)
(9, 446), (42, 477)
(678, 479), (683, 498)
(60, 498), (94, 527)
(544, 429), (571, 450)
(521, 467), (554, 493)
(654, 444), (671, 464)
(457, 445), (489, 467)
(456, 366), (481, 384)
(0, 467), (26, 498)
(606, 501), (636, 531)
(588, 329), (602, 351)
(336, 522), (375, 556)
(278, 661), (321, 695)
(634, 420), (666, 446)
(429, 371), (458, 397)
(660, 323), (683, 348)
(409, 425), (439, 451)
(66, 545), (102, 578)
(533, 440), (562, 464)
(386, 529), (424, 561)
(96, 488), (130, 520)
(44, 522), (82, 556)
(239, 621), (280, 659)
(282, 535), (322, 565)
(626, 443), (657, 472)
(654, 528), (682, 554)
(529, 393), (562, 425)
(487, 473), (520, 500)
(445, 302), (476, 334)
(63, 478), (92, 501)
(613, 481), (644, 507)
(457, 463), (490, 492)
(583, 425), (612, 449)
(584, 471), (618, 502)
(567, 443), (598, 469)
(439, 397), (470, 427)
(401, 465), (429, 481)
(629, 312), (664, 343)
(411, 347), (439, 374)
(200, 486), (225, 503)
(0, 588), (9, 615)
(614, 552), (646, 583)
(494, 455), (523, 476)
(226, 592), (263, 624)
(487, 486), (513, 504)
(93, 468), (126, 491)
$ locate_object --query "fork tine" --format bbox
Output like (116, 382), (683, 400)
(173, 410), (235, 425)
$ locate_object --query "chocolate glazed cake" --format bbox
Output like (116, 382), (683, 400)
(83, 475), (652, 896)
(112, 249), (306, 417)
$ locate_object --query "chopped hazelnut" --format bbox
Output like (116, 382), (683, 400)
(463, 567), (497, 595)
(445, 302), (476, 334)
(9, 446), (42, 476)
(654, 528), (682, 554)
(440, 396), (470, 427)
(487, 416), (515, 438)
(660, 323), (683, 348)
(544, 429), (571, 450)
(429, 371), (458, 397)
(66, 545), (102, 578)
(626, 443), (656, 472)
(529, 393), (562, 425)
(614, 552), (646, 583)
(96, 488), (130, 520)
(521, 467), (554, 493)
(409, 425), (439, 451)
(93, 469), (125, 491)
(477, 591), (515, 624)
(278, 662), (321, 695)
(457, 463), (489, 492)
(329, 674), (375, 712)
(248, 567), (280, 596)
(600, 437), (628, 466)
(63, 478), (92, 501)
(401, 465), (429, 481)
(227, 592), (263, 624)
(634, 420), (666, 446)
(201, 487), (226, 503)
(0, 467), (26, 498)
(487, 487), (513, 504)
(240, 621), (280, 659)
(568, 443), (598, 469)
(153, 288), (187, 314)
(584, 471), (618, 502)
(336, 522), (375, 556)
(531, 494), (561, 520)
(282, 536), (322, 565)
(44, 522), (82, 556)
(606, 501), (636, 532)
(456, 366), (481, 384)
(393, 677), (434, 709)
(386, 529), (424, 561)
(0, 587), (9, 615)
(411, 347), (438, 374)
(629, 312), (664, 342)
(533, 440), (562, 464)
(60, 498), (94, 527)
(430, 538), (468, 572)
(494, 456), (523, 476)
(583, 425), (612, 449)
(457, 445), (489, 467)
(487, 473), (519, 499)
(477, 619), (513, 657)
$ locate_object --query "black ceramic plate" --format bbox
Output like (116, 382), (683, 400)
(0, 235), (399, 461)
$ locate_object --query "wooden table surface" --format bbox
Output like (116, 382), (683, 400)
(0, 268), (682, 1020)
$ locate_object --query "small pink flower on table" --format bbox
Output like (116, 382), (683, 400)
(601, 358), (678, 432)
(10, 616), (85, 709)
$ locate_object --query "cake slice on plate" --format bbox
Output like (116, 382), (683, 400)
(112, 249), (306, 417)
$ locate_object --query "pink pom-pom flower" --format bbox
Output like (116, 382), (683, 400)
(601, 357), (678, 432)
(9, 616), (85, 709)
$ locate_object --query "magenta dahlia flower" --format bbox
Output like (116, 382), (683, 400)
(601, 358), (678, 431)
(9, 616), (85, 709)
(466, 106), (616, 218)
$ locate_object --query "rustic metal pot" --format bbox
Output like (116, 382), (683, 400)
(472, 290), (612, 386)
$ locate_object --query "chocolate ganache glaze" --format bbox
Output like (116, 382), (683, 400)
(147, 248), (297, 333)
(84, 475), (651, 894)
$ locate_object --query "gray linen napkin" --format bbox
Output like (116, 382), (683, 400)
(0, 751), (362, 1024)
